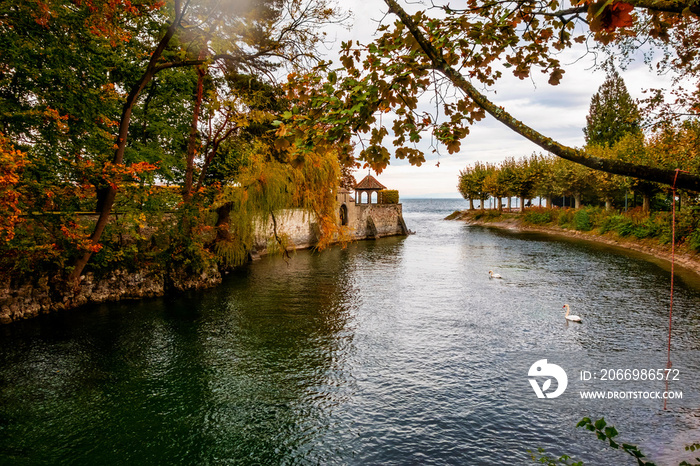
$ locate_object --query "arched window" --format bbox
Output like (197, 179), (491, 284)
(339, 204), (348, 226)
(370, 191), (377, 204)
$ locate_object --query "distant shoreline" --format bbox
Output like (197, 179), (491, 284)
(447, 210), (700, 279)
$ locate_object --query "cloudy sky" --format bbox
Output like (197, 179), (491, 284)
(320, 1), (674, 198)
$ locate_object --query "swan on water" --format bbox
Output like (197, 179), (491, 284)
(488, 270), (502, 279)
(563, 304), (582, 323)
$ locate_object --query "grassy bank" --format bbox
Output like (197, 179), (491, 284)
(447, 206), (700, 275)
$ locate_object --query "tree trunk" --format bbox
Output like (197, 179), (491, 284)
(497, 197), (502, 211)
(642, 194), (651, 213)
(520, 196), (525, 212)
(68, 4), (186, 285)
(215, 202), (233, 242)
(574, 194), (582, 209)
(605, 198), (613, 211)
(183, 44), (208, 202)
(480, 197), (485, 210)
(469, 198), (474, 210)
(507, 197), (512, 211)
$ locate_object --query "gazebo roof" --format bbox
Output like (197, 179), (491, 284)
(354, 174), (386, 190)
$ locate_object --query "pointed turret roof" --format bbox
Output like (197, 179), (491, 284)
(354, 174), (386, 190)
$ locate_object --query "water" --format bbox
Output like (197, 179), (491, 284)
(1, 199), (700, 465)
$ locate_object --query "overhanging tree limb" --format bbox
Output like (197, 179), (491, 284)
(383, 0), (700, 192)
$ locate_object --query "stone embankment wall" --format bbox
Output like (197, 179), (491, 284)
(0, 266), (222, 325)
(352, 204), (407, 239)
(1, 202), (408, 324)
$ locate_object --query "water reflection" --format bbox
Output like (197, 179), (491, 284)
(1, 199), (699, 464)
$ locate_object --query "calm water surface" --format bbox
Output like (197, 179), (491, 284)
(1, 199), (700, 465)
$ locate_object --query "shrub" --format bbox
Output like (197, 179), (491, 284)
(523, 207), (553, 225)
(631, 216), (662, 239)
(474, 209), (502, 221)
(598, 215), (625, 234)
(687, 230), (700, 252)
(379, 190), (399, 204)
(574, 208), (593, 231)
(558, 209), (574, 228)
(615, 219), (635, 236)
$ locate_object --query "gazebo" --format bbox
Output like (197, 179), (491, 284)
(354, 174), (386, 204)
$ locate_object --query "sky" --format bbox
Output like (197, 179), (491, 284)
(319, 0), (675, 198)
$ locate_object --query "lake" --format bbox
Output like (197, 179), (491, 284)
(1, 199), (699, 465)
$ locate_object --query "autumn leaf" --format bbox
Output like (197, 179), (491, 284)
(548, 69), (564, 86)
(589, 1), (635, 33)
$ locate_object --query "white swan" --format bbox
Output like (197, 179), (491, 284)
(489, 270), (502, 279)
(563, 304), (582, 323)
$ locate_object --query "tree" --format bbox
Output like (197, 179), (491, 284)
(584, 69), (642, 147)
(283, 0), (700, 194)
(1, 0), (350, 283)
(553, 159), (594, 209)
(511, 156), (542, 211)
(484, 163), (509, 210)
(458, 162), (489, 210)
(533, 155), (559, 208)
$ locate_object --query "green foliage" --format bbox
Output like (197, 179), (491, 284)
(573, 208), (594, 231)
(584, 69), (642, 148)
(523, 207), (555, 225)
(473, 209), (502, 221)
(458, 161), (490, 202)
(598, 214), (627, 234)
(558, 209), (574, 227)
(528, 447), (583, 466)
(576, 417), (657, 466)
(533, 417), (700, 466)
(379, 189), (399, 204)
(686, 229), (700, 252)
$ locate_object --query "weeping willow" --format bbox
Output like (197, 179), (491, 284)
(209, 136), (346, 268)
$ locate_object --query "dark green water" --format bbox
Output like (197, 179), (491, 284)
(1, 199), (699, 465)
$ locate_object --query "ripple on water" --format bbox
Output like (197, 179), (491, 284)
(1, 199), (699, 465)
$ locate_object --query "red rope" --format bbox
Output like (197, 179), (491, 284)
(665, 169), (687, 410)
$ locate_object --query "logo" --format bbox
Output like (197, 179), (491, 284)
(528, 359), (568, 399)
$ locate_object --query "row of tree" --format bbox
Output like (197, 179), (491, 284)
(459, 69), (700, 212)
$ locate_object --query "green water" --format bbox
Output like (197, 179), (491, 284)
(1, 199), (699, 465)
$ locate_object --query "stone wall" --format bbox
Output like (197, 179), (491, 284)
(1, 197), (408, 325)
(351, 204), (406, 239)
(252, 209), (320, 256)
(0, 266), (221, 325)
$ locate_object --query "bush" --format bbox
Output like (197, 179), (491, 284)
(558, 209), (574, 228)
(379, 190), (399, 204)
(615, 218), (635, 236)
(574, 208), (593, 231)
(631, 216), (662, 239)
(474, 209), (502, 221)
(687, 230), (700, 252)
(523, 207), (554, 225)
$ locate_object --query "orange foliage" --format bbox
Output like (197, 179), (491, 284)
(60, 220), (102, 253)
(0, 134), (27, 242)
(101, 161), (158, 189)
(32, 0), (165, 46)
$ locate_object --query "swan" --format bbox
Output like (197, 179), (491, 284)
(488, 270), (502, 279)
(563, 304), (582, 323)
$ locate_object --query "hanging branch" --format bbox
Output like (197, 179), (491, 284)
(382, 0), (700, 193)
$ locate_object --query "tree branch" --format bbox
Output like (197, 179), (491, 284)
(383, 0), (700, 192)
